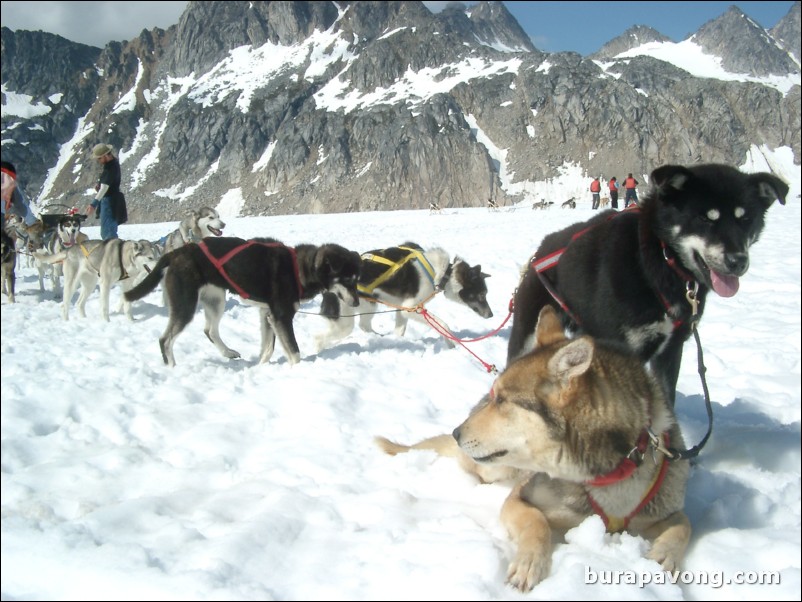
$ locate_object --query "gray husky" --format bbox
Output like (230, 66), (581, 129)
(36, 238), (161, 321)
(162, 206), (226, 253)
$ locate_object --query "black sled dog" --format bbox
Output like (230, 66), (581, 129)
(507, 163), (788, 405)
(124, 237), (361, 366)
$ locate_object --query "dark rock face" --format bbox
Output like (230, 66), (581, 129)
(2, 1), (799, 223)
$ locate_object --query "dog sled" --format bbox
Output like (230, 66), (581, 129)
(36, 204), (88, 247)
(39, 204), (87, 231)
(40, 204), (87, 227)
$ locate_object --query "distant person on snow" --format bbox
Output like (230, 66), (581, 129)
(590, 176), (601, 209)
(623, 173), (639, 208)
(608, 176), (619, 209)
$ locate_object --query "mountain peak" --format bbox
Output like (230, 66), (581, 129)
(771, 0), (801, 63)
(692, 3), (799, 76)
(589, 25), (672, 59)
(464, 1), (537, 53)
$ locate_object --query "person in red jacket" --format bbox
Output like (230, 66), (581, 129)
(590, 176), (601, 209)
(623, 173), (639, 208)
(608, 176), (619, 209)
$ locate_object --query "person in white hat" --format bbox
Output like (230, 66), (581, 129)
(85, 143), (122, 239)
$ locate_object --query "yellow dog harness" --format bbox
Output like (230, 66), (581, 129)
(358, 246), (436, 296)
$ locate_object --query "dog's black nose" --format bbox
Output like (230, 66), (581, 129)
(452, 426), (461, 442)
(725, 252), (749, 276)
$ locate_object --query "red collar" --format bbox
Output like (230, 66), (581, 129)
(585, 431), (671, 532)
(660, 240), (697, 284)
(585, 430), (651, 487)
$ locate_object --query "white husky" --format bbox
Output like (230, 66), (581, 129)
(36, 238), (161, 321)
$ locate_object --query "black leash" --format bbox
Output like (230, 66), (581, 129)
(665, 317), (714, 461)
(296, 307), (400, 317)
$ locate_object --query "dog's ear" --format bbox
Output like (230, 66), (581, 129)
(649, 164), (693, 192)
(547, 336), (594, 393)
(534, 305), (565, 348)
(315, 246), (342, 280)
(471, 264), (491, 279)
(749, 172), (789, 207)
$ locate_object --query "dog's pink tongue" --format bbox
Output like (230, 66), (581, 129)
(711, 270), (739, 297)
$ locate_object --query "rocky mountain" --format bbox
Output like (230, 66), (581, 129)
(692, 5), (799, 76)
(590, 25), (673, 60)
(771, 0), (801, 62)
(1, 0), (800, 223)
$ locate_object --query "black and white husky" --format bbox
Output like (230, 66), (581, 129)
(314, 242), (493, 351)
(508, 163), (788, 405)
(34, 215), (88, 293)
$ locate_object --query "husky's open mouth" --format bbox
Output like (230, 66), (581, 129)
(695, 252), (740, 297)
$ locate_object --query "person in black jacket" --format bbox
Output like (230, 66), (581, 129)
(85, 143), (122, 240)
(608, 176), (619, 209)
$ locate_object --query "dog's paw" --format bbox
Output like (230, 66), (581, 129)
(506, 551), (550, 592)
(645, 512), (690, 573)
(312, 336), (328, 353)
(223, 349), (241, 359)
(647, 545), (682, 573)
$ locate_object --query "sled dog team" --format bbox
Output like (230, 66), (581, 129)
(10, 164), (789, 591)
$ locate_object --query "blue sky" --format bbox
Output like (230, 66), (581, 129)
(502, 1), (797, 55)
(0, 1), (796, 55)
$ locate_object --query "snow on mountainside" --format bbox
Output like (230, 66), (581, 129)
(1, 1), (799, 223)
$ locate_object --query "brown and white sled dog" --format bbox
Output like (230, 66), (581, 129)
(314, 242), (493, 352)
(124, 236), (362, 367)
(162, 206), (226, 253)
(36, 238), (161, 321)
(376, 305), (691, 592)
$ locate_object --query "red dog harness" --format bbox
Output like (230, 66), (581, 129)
(198, 240), (302, 300)
(585, 431), (671, 532)
(530, 207), (698, 331)
(488, 383), (672, 531)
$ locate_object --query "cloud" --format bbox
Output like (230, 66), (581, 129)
(0, 1), (187, 47)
